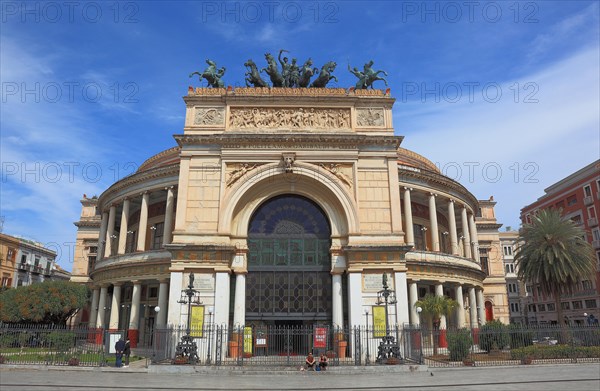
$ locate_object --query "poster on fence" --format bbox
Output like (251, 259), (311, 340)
(190, 305), (204, 337)
(372, 306), (386, 337)
(243, 326), (253, 354)
(314, 327), (327, 348)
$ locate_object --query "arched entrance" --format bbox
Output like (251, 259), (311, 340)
(485, 300), (494, 322)
(245, 195), (332, 326)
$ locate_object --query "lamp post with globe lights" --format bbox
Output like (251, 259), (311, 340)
(173, 273), (202, 364)
(375, 273), (402, 364)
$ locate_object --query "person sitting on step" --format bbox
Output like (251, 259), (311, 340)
(305, 352), (316, 370)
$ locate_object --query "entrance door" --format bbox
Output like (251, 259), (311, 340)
(246, 195), (332, 325)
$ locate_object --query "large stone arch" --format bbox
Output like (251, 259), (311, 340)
(219, 162), (359, 242)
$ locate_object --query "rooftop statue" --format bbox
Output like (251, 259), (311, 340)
(261, 52), (285, 87)
(244, 59), (269, 87)
(298, 58), (319, 88)
(189, 59), (226, 88)
(279, 49), (292, 87)
(310, 61), (338, 88)
(348, 60), (388, 89)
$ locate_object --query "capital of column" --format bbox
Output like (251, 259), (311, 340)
(112, 282), (123, 287)
(158, 278), (170, 284)
(403, 187), (413, 192)
(429, 192), (437, 197)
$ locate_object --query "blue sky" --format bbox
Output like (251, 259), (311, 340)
(1, 1), (599, 271)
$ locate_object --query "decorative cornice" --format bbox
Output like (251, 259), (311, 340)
(187, 86), (391, 98)
(137, 146), (181, 173)
(98, 164), (180, 211)
(175, 133), (401, 150)
(398, 166), (479, 211)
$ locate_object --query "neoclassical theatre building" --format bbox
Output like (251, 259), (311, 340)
(72, 87), (508, 346)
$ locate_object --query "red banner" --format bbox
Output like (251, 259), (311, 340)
(314, 327), (327, 348)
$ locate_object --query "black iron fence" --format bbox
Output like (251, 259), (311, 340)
(0, 324), (105, 367)
(403, 324), (600, 367)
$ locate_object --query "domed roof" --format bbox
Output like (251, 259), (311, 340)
(397, 147), (440, 173)
(137, 146), (181, 173)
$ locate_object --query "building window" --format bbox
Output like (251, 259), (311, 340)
(149, 287), (158, 299)
(567, 195), (577, 206)
(480, 248), (489, 276)
(556, 201), (565, 210)
(526, 285), (532, 294)
(151, 222), (165, 250)
(538, 304), (546, 312)
(503, 246), (513, 256)
(125, 231), (137, 254)
(561, 302), (570, 310)
(581, 280), (593, 290)
(584, 185), (592, 197)
(547, 303), (556, 311)
(585, 299), (597, 308)
(572, 300), (583, 310)
(88, 246), (98, 254)
(20, 254), (27, 264)
(413, 224), (427, 251)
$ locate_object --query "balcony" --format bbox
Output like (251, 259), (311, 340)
(18, 263), (28, 271)
(584, 196), (594, 206)
(588, 217), (598, 227)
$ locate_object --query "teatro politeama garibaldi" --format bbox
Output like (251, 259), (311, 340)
(74, 85), (501, 352)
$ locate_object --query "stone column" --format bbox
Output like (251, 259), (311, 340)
(477, 289), (486, 326)
(435, 283), (447, 347)
(469, 287), (478, 328)
(97, 212), (108, 259)
(163, 187), (175, 246)
(435, 283), (447, 329)
(461, 206), (471, 259)
(233, 272), (246, 327)
(347, 272), (363, 328)
(96, 285), (108, 328)
(409, 282), (419, 325)
(156, 279), (169, 327)
(136, 192), (149, 252)
(469, 213), (480, 262)
(455, 285), (466, 327)
(403, 188), (414, 246)
(105, 205), (117, 257)
(89, 288), (100, 328)
(428, 193), (439, 251)
(128, 281), (142, 346)
(117, 199), (130, 254)
(394, 272), (410, 326)
(332, 273), (344, 329)
(109, 283), (122, 330)
(447, 200), (459, 255)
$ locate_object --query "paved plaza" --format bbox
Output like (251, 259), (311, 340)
(1, 363), (599, 390)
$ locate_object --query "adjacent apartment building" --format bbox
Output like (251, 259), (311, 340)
(520, 160), (600, 325)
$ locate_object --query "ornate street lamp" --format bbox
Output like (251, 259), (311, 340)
(174, 273), (202, 364)
(364, 309), (370, 365)
(375, 273), (401, 364)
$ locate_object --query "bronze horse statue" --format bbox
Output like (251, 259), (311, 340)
(350, 60), (388, 89)
(261, 53), (285, 87)
(298, 58), (319, 88)
(244, 59), (269, 87)
(310, 61), (338, 88)
(189, 59), (226, 88)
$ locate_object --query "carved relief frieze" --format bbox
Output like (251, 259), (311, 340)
(318, 163), (353, 188)
(356, 107), (385, 127)
(194, 107), (225, 126)
(229, 107), (351, 130)
(226, 163), (264, 187)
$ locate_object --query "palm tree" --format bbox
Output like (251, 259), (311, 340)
(515, 208), (595, 332)
(415, 294), (459, 355)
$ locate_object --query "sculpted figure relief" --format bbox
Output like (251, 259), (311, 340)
(229, 107), (350, 130)
(227, 163), (258, 186)
(189, 59), (226, 88)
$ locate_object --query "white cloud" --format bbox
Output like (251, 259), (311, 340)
(396, 46), (599, 229)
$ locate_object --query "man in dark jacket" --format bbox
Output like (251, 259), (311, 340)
(115, 338), (126, 368)
(123, 339), (131, 368)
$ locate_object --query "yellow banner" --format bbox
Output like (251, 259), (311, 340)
(243, 327), (253, 354)
(372, 306), (386, 337)
(190, 306), (204, 337)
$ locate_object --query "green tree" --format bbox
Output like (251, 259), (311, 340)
(415, 294), (459, 355)
(0, 281), (89, 324)
(515, 209), (595, 332)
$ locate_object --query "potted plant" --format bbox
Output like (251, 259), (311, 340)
(335, 332), (347, 359)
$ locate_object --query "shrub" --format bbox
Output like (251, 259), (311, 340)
(447, 328), (473, 361)
(511, 345), (600, 360)
(508, 324), (534, 349)
(479, 320), (509, 352)
(45, 332), (75, 352)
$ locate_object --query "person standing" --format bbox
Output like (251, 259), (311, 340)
(115, 338), (125, 368)
(123, 339), (131, 368)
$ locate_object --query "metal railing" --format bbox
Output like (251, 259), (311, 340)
(402, 324), (600, 367)
(0, 324), (105, 367)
